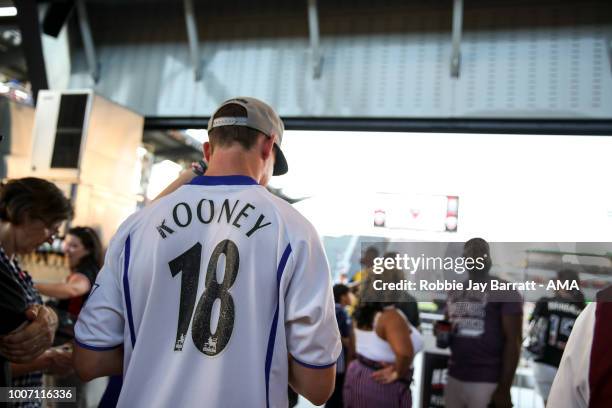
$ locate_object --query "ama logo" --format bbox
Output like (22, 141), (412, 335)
(547, 280), (580, 291)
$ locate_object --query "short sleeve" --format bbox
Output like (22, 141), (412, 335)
(74, 235), (126, 350)
(284, 234), (342, 368)
(501, 290), (524, 315)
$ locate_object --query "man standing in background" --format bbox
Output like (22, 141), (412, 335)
(443, 238), (523, 408)
(526, 268), (585, 405)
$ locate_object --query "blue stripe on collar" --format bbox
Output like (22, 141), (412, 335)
(188, 175), (259, 186)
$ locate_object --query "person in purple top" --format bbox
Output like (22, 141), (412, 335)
(443, 238), (523, 408)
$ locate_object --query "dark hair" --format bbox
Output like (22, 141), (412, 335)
(208, 104), (262, 151)
(464, 237), (492, 273)
(558, 268), (579, 282)
(0, 178), (73, 225)
(353, 301), (384, 330)
(557, 268), (585, 302)
(67, 226), (104, 270)
(354, 253), (401, 329)
(364, 246), (379, 258)
(464, 237), (490, 257)
(333, 284), (350, 303)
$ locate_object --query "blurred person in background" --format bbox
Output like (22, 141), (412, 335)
(0, 178), (73, 406)
(35, 226), (103, 408)
(36, 227), (104, 327)
(326, 284), (355, 408)
(347, 246), (380, 316)
(442, 238), (523, 408)
(351, 246), (379, 285)
(381, 252), (421, 328)
(525, 268), (585, 405)
(343, 267), (423, 407)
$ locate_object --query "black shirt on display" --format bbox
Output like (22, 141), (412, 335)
(529, 295), (585, 368)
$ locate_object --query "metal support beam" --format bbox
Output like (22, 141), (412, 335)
(144, 117), (612, 136)
(307, 0), (322, 79)
(450, 0), (463, 78)
(607, 37), (612, 76)
(13, 0), (48, 104)
(183, 0), (202, 81)
(75, 0), (99, 83)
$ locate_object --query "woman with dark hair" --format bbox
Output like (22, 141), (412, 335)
(343, 264), (423, 407)
(36, 226), (103, 319)
(0, 177), (73, 407)
(35, 226), (103, 408)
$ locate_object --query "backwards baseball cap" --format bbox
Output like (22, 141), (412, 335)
(207, 97), (288, 176)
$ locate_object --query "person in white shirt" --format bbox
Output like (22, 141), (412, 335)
(343, 264), (424, 407)
(547, 285), (612, 408)
(73, 97), (342, 407)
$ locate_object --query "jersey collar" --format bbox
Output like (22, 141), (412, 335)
(188, 175), (259, 186)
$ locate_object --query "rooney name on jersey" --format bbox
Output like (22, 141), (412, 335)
(155, 198), (272, 239)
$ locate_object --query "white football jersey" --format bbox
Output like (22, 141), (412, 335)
(75, 175), (342, 408)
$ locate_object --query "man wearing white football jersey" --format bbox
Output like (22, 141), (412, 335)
(73, 97), (342, 407)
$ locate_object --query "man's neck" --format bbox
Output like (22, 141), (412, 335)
(205, 149), (261, 183)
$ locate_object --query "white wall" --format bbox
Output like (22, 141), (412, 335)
(277, 131), (612, 242)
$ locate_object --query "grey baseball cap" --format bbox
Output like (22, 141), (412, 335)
(207, 97), (288, 176)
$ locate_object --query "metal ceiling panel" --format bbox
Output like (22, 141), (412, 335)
(67, 1), (612, 119)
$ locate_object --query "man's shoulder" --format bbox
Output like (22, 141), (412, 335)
(259, 191), (319, 237)
(107, 206), (153, 252)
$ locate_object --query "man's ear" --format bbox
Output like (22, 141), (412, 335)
(204, 142), (212, 162)
(261, 133), (275, 160)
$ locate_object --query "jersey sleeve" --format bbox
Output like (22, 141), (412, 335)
(74, 234), (126, 350)
(547, 303), (594, 408)
(500, 289), (524, 315)
(284, 233), (342, 368)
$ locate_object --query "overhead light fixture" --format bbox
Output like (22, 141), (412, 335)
(0, 7), (17, 17)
